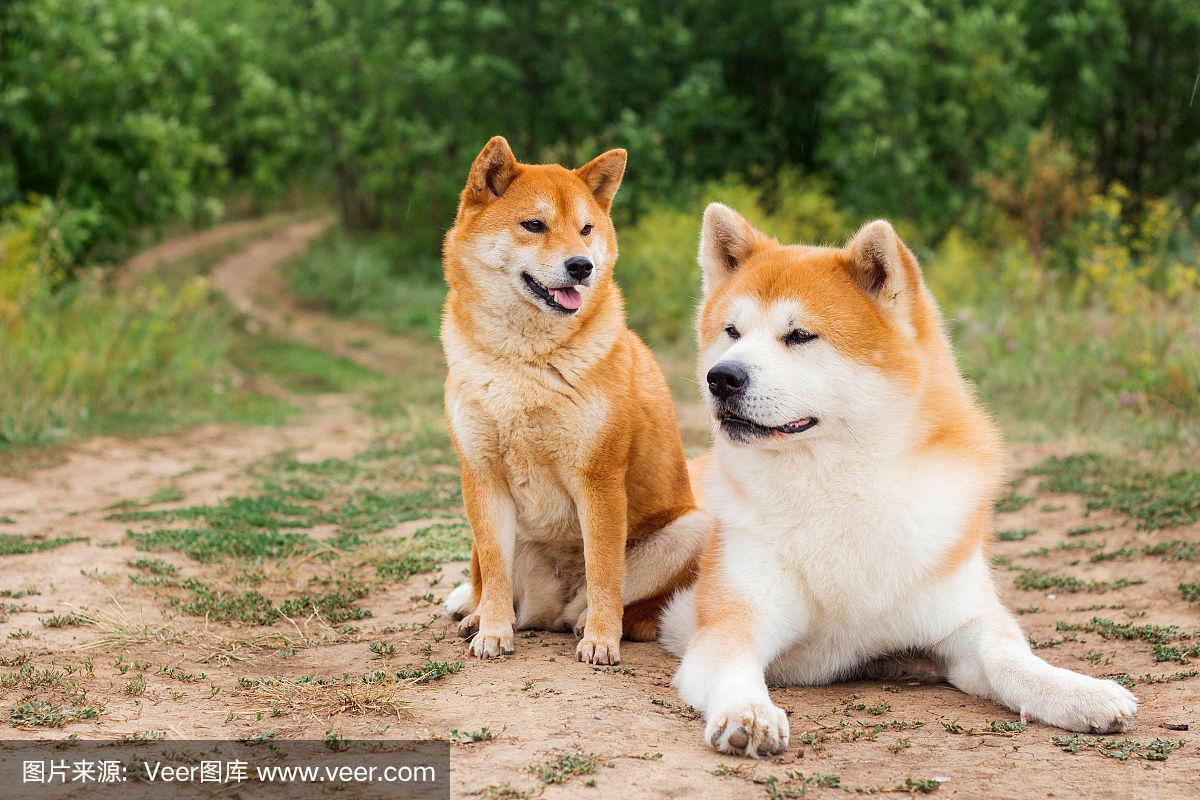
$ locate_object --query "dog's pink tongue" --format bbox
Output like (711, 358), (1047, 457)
(552, 286), (582, 310)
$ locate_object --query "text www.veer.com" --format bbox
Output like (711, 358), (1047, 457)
(253, 764), (437, 783)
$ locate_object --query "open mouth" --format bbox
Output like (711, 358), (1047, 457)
(523, 273), (582, 314)
(718, 414), (819, 440)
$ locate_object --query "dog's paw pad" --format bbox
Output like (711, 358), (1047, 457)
(457, 613), (480, 639)
(705, 702), (789, 758)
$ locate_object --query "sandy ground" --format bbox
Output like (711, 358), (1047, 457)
(0, 220), (1197, 799)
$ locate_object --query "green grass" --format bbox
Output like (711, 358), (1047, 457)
(1012, 570), (1144, 594)
(1028, 453), (1200, 529)
(1181, 583), (1200, 602)
(1151, 643), (1200, 665)
(1067, 524), (1111, 537)
(230, 334), (382, 395)
(1, 263), (294, 454)
(127, 559), (371, 625)
(7, 697), (101, 729)
(995, 481), (1035, 513)
(996, 528), (1038, 542)
(1090, 540), (1199, 563)
(1055, 617), (1192, 645)
(0, 533), (86, 556)
(1052, 734), (1185, 761)
(127, 526), (315, 563)
(119, 438), (461, 565)
(285, 232), (445, 341)
(376, 522), (471, 581)
(530, 752), (599, 785)
(393, 660), (464, 684)
(449, 726), (495, 744)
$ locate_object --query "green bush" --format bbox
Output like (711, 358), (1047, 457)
(617, 172), (846, 345)
(286, 233), (444, 341)
(0, 201), (266, 448)
(0, 274), (235, 448)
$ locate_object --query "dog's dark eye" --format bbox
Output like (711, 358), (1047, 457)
(724, 325), (740, 340)
(520, 220), (547, 233)
(580, 223), (593, 236)
(784, 329), (817, 346)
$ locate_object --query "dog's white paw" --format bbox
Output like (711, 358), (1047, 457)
(444, 582), (473, 618)
(1026, 671), (1137, 734)
(705, 700), (789, 758)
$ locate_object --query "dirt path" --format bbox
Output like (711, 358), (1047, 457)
(1, 221), (1197, 799)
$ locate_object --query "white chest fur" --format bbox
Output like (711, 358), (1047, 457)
(445, 342), (610, 543)
(711, 443), (983, 625)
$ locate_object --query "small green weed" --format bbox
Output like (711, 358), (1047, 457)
(450, 727), (496, 744)
(995, 482), (1034, 513)
(1053, 734), (1184, 761)
(1013, 570), (1144, 594)
(531, 752), (598, 785)
(1029, 454), (1200, 530)
(0, 533), (86, 556)
(996, 528), (1038, 542)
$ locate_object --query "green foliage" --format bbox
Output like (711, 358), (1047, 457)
(618, 172), (846, 345)
(0, 202), (287, 449)
(0, 533), (86, 556)
(0, 0), (228, 259)
(285, 233), (445, 340)
(996, 528), (1037, 542)
(1028, 454), (1200, 529)
(819, 0), (1042, 233)
(531, 752), (599, 785)
(1052, 733), (1185, 761)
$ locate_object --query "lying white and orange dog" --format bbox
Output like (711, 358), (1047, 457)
(661, 204), (1137, 757)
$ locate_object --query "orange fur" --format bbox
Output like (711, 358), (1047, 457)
(441, 137), (702, 662)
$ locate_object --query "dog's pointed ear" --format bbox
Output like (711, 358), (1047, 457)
(698, 203), (771, 295)
(846, 219), (912, 318)
(464, 136), (519, 206)
(575, 149), (627, 211)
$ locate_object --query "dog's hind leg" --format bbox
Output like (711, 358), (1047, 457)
(936, 598), (1137, 733)
(513, 542), (569, 631)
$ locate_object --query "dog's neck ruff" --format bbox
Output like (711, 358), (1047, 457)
(445, 281), (624, 372)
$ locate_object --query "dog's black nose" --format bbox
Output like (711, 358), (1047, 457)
(707, 362), (748, 399)
(564, 256), (593, 281)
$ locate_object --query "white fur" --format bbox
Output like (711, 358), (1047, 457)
(664, 293), (1137, 757)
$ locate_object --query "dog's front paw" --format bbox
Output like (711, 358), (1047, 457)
(576, 632), (620, 665)
(705, 701), (789, 758)
(1027, 671), (1137, 734)
(466, 616), (514, 659)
